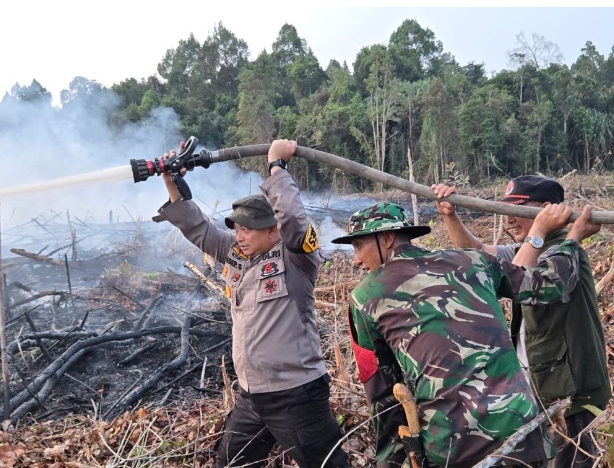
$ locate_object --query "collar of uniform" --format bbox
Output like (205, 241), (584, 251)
(249, 242), (283, 264)
(390, 243), (423, 260)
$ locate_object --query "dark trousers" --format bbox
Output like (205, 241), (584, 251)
(550, 410), (599, 468)
(213, 375), (349, 468)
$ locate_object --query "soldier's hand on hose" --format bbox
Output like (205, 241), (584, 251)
(161, 141), (187, 203)
(432, 183), (458, 217)
(531, 203), (572, 238)
(566, 205), (600, 243)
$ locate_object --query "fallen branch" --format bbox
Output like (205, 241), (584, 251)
(132, 295), (163, 331)
(118, 343), (157, 367)
(10, 349), (88, 421)
(104, 315), (193, 419)
(112, 286), (145, 309)
(9, 248), (65, 267)
(3, 324), (227, 420)
(148, 338), (232, 400)
(11, 290), (66, 309)
(184, 261), (226, 298)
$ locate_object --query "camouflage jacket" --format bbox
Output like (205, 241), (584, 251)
(348, 240), (581, 468)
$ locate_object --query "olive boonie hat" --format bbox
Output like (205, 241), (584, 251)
(225, 194), (277, 230)
(501, 175), (564, 205)
(331, 202), (431, 244)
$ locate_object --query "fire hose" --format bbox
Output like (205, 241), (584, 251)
(130, 136), (614, 224)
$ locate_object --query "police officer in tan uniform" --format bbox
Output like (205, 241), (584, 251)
(154, 139), (348, 468)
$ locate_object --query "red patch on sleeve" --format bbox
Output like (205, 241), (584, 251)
(347, 306), (378, 383)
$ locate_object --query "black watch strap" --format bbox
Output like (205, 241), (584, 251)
(268, 159), (288, 173)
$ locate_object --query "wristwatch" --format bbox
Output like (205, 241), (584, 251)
(268, 159), (288, 173)
(524, 236), (544, 248)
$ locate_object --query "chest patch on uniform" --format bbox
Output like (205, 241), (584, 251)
(261, 262), (279, 277)
(302, 222), (319, 253)
(261, 250), (281, 261)
(231, 272), (241, 283)
(225, 285), (232, 298)
(221, 266), (228, 278)
(263, 279), (278, 295)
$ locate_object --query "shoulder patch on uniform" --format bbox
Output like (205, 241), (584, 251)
(302, 222), (319, 253)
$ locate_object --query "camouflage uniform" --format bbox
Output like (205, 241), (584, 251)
(333, 203), (581, 468)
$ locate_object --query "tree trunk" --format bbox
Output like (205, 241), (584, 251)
(407, 147), (419, 227)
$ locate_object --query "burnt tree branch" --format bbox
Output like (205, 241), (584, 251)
(2, 323), (227, 421)
(104, 315), (194, 419)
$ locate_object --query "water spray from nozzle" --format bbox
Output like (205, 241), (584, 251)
(129, 136), (227, 183)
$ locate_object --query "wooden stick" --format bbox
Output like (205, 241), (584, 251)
(0, 202), (11, 421)
(10, 291), (66, 309)
(9, 248), (64, 267)
(64, 253), (76, 317)
(118, 343), (157, 366)
(184, 261), (226, 298)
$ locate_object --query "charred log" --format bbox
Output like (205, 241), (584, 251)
(103, 315), (193, 420)
(2, 322), (229, 421)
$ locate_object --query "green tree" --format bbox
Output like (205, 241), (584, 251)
(292, 61), (370, 191)
(157, 33), (201, 98)
(388, 19), (443, 81)
(520, 99), (553, 173)
(196, 22), (249, 109)
(112, 78), (149, 108)
(419, 78), (462, 183)
(8, 80), (52, 104)
(458, 84), (514, 180)
(60, 76), (104, 107)
(272, 23), (326, 104)
(228, 51), (279, 171)
(549, 64), (580, 136)
(571, 41), (604, 109)
(398, 79), (429, 172)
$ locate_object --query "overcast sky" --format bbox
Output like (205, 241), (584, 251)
(2, 3), (613, 106)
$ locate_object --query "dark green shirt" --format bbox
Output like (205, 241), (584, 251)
(498, 230), (612, 415)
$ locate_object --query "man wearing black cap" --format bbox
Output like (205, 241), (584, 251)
(433, 176), (611, 468)
(154, 139), (348, 468)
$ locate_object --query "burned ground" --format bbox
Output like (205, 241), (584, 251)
(2, 174), (614, 467)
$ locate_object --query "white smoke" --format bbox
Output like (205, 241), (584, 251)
(0, 91), (375, 259)
(0, 92), (264, 228)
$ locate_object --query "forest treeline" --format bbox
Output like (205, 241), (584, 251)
(3, 20), (614, 192)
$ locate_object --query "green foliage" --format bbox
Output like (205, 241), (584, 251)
(444, 162), (470, 187)
(416, 219), (440, 250)
(388, 19), (443, 81)
(72, 18), (614, 192)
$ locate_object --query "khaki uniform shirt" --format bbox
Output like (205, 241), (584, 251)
(155, 170), (327, 393)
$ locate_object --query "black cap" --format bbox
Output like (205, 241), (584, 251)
(224, 194), (277, 230)
(501, 176), (564, 205)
